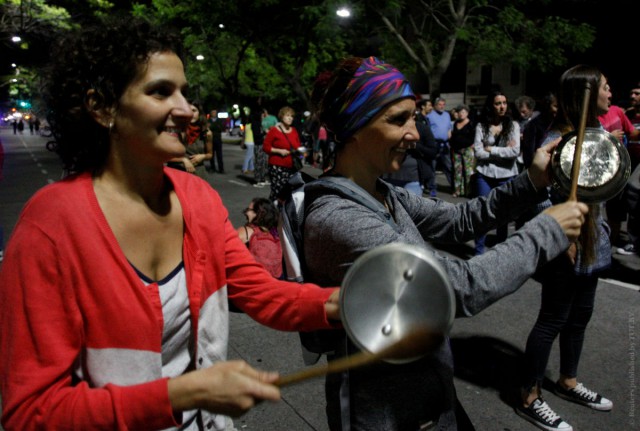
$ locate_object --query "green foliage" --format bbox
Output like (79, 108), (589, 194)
(466, 5), (595, 72)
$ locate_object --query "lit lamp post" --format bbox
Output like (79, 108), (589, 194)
(194, 54), (205, 102)
(336, 7), (351, 18)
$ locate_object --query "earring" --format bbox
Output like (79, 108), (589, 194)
(108, 120), (114, 132)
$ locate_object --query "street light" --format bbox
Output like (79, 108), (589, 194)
(196, 54), (205, 61)
(11, 36), (21, 43)
(336, 7), (351, 18)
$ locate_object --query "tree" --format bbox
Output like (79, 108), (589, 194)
(135, 0), (350, 111)
(0, 0), (115, 108)
(367, 0), (595, 95)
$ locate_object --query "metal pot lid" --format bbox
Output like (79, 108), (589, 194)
(551, 128), (631, 203)
(339, 243), (455, 364)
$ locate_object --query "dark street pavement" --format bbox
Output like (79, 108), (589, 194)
(0, 128), (638, 430)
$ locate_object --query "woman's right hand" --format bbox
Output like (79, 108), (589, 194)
(168, 360), (280, 417)
(542, 201), (589, 242)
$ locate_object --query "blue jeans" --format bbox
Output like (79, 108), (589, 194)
(386, 179), (423, 197)
(242, 142), (255, 172)
(473, 173), (514, 254)
(522, 258), (598, 390)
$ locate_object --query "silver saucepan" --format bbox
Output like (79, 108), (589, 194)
(551, 128), (631, 203)
(339, 243), (455, 364)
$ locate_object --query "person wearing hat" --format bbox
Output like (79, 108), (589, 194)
(304, 56), (588, 430)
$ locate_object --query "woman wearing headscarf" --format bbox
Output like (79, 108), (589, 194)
(304, 56), (588, 430)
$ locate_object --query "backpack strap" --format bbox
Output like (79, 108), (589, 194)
(305, 175), (399, 232)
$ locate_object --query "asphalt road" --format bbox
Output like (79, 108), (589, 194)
(0, 129), (638, 430)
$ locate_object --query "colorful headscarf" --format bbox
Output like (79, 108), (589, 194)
(330, 56), (415, 143)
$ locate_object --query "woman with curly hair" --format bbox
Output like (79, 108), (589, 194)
(0, 17), (339, 431)
(237, 197), (282, 279)
(472, 90), (521, 254)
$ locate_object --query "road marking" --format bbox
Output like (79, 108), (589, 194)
(600, 278), (640, 292)
(228, 180), (249, 187)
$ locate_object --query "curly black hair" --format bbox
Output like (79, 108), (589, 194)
(251, 198), (279, 231)
(44, 16), (183, 174)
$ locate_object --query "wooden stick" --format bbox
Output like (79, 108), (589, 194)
(276, 327), (442, 388)
(568, 83), (592, 202)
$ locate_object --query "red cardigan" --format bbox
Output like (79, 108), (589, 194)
(0, 167), (336, 430)
(263, 124), (301, 168)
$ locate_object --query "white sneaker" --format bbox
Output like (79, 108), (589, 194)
(616, 243), (636, 256)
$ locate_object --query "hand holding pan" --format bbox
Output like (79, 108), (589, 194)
(277, 243), (454, 387)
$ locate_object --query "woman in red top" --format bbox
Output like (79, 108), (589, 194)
(263, 106), (301, 202)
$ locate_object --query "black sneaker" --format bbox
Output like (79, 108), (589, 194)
(515, 397), (572, 431)
(552, 382), (613, 411)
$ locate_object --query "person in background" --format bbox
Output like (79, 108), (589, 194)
(473, 90), (520, 255)
(263, 106), (302, 203)
(208, 108), (224, 173)
(249, 109), (269, 187)
(382, 140), (423, 196)
(620, 82), (640, 255)
(427, 97), (453, 196)
(449, 104), (475, 198)
(168, 104), (212, 179)
(305, 55), (587, 431)
(241, 108), (255, 175)
(236, 197), (282, 279)
(0, 17), (339, 431)
(517, 65), (614, 431)
(598, 97), (640, 250)
(417, 98), (433, 122)
(515, 95), (540, 172)
(415, 99), (437, 194)
(522, 93), (558, 169)
(261, 108), (277, 132)
(516, 92), (559, 230)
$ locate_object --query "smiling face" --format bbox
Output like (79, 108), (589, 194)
(350, 98), (419, 175)
(111, 51), (192, 165)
